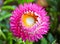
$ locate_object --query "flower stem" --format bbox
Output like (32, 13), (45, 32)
(0, 27), (6, 40)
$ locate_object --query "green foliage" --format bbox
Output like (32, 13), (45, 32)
(26, 40), (33, 44)
(17, 0), (34, 4)
(52, 40), (56, 44)
(0, 40), (3, 44)
(41, 38), (48, 44)
(47, 33), (55, 43)
(1, 6), (16, 10)
(0, 29), (6, 40)
(0, 0), (60, 44)
(0, 11), (11, 21)
(4, 0), (14, 5)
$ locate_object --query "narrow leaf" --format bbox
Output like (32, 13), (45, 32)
(0, 13), (11, 21)
(41, 38), (48, 44)
(2, 6), (16, 10)
(47, 33), (55, 43)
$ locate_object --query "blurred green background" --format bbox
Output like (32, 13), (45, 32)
(0, 0), (60, 44)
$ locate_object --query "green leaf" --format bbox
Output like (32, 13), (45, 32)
(17, 0), (34, 4)
(26, 40), (33, 44)
(2, 6), (16, 10)
(0, 40), (3, 44)
(0, 13), (11, 21)
(47, 33), (55, 43)
(52, 40), (56, 44)
(15, 38), (24, 44)
(0, 11), (11, 21)
(18, 38), (23, 44)
(4, 0), (14, 5)
(7, 32), (13, 44)
(0, 28), (6, 40)
(26, 0), (34, 3)
(41, 38), (48, 44)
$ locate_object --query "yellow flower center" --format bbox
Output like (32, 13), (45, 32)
(22, 11), (38, 27)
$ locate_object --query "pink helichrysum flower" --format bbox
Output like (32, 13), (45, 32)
(10, 3), (50, 41)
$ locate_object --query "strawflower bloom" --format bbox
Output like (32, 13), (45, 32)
(10, 3), (50, 41)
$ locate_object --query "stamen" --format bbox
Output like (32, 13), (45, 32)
(22, 11), (38, 27)
(26, 17), (34, 25)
